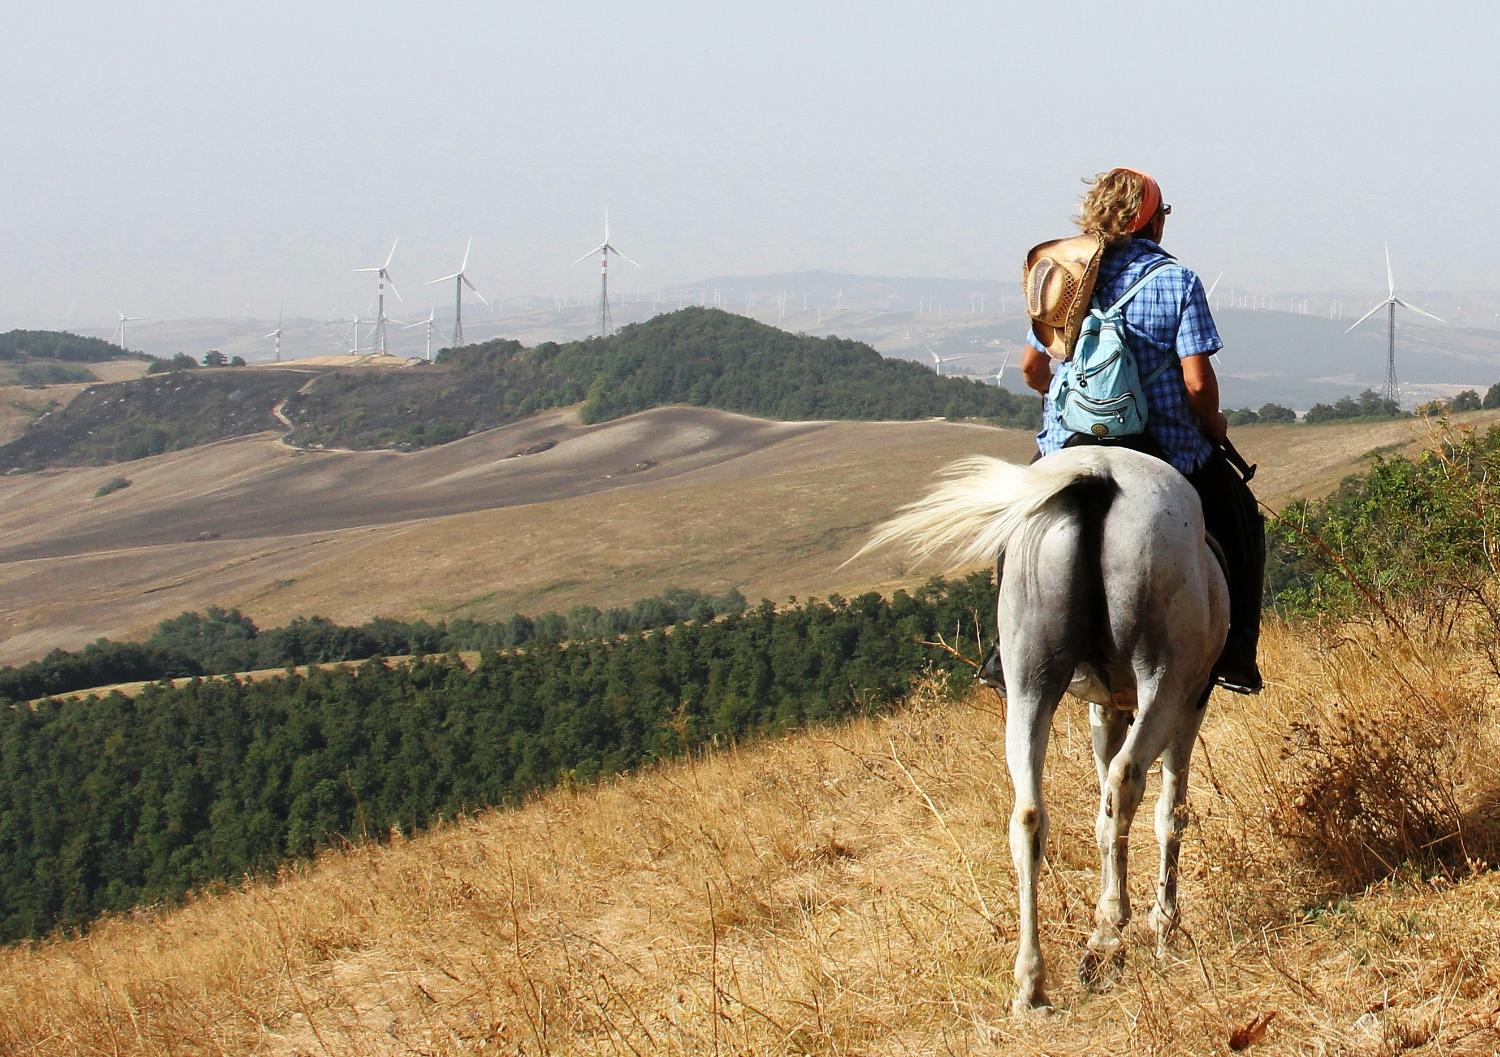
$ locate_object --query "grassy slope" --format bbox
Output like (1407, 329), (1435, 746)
(2, 622), (1497, 1054)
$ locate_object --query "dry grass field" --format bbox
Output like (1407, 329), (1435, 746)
(5, 405), (1498, 666)
(2, 620), (1497, 1055)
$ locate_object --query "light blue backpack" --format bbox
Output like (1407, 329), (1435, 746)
(1054, 261), (1175, 439)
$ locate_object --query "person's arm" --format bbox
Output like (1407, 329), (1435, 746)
(1020, 344), (1052, 395)
(1181, 352), (1228, 443)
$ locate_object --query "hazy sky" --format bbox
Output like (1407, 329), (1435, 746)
(4, 1), (1498, 328)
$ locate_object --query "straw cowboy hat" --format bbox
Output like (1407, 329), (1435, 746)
(1023, 232), (1104, 361)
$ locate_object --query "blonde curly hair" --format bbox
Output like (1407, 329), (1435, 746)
(1075, 169), (1153, 245)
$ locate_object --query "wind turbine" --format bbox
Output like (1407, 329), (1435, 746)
(354, 240), (403, 355)
(403, 301), (439, 361)
(426, 237), (488, 348)
(990, 349), (1014, 386)
(924, 344), (971, 377)
(1345, 243), (1445, 404)
(113, 312), (142, 351)
(343, 303), (372, 355)
(263, 313), (284, 362)
(571, 209), (640, 337)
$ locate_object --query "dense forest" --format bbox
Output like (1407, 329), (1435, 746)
(0, 587), (751, 702)
(0, 576), (995, 941)
(283, 308), (1042, 450)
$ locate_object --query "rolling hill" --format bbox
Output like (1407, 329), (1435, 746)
(2, 399), (1494, 666)
(0, 310), (1040, 473)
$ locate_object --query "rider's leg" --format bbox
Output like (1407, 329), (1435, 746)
(1187, 450), (1264, 694)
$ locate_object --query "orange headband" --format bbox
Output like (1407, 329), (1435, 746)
(1116, 168), (1162, 232)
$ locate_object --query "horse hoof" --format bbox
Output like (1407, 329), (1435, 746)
(1011, 993), (1055, 1017)
(1148, 906), (1183, 955)
(1079, 947), (1125, 992)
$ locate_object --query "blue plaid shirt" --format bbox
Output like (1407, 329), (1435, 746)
(1030, 237), (1221, 473)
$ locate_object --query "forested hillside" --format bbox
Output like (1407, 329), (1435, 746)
(0, 587), (750, 701)
(0, 576), (994, 941)
(283, 307), (1041, 450)
(0, 329), (144, 386)
(0, 329), (127, 363)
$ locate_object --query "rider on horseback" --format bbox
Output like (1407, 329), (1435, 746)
(1009, 167), (1264, 695)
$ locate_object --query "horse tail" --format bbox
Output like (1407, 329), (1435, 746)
(850, 454), (1116, 571)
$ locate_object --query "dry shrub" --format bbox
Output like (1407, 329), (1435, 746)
(1196, 621), (1497, 931)
(1273, 694), (1468, 887)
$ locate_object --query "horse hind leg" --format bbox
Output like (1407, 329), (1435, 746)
(1147, 685), (1210, 952)
(1004, 669), (1070, 1015)
(1080, 676), (1184, 992)
(1002, 572), (1090, 1012)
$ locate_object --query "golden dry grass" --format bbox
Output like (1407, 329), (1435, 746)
(3, 620), (1498, 1056)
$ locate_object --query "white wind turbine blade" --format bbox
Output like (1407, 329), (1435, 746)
(386, 276), (404, 304)
(460, 236), (472, 274)
(427, 271), (462, 285)
(354, 266), (380, 274)
(943, 354), (973, 364)
(1385, 242), (1395, 297)
(571, 244), (605, 266)
(995, 349), (1013, 380)
(461, 273), (490, 306)
(608, 245), (643, 268)
(1206, 271), (1224, 299)
(1345, 299), (1391, 334)
(263, 328), (281, 340)
(1394, 298), (1446, 324)
(383, 239), (399, 271)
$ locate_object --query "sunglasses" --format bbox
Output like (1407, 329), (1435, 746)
(1160, 204), (1173, 217)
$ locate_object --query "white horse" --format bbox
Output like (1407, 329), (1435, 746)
(859, 446), (1228, 1013)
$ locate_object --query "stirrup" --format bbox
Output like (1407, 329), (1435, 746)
(1212, 662), (1263, 696)
(978, 647), (1005, 691)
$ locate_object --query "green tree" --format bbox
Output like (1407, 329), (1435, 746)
(1448, 389), (1481, 412)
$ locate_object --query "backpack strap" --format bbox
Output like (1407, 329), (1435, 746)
(1103, 259), (1175, 314)
(1140, 355), (1179, 388)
